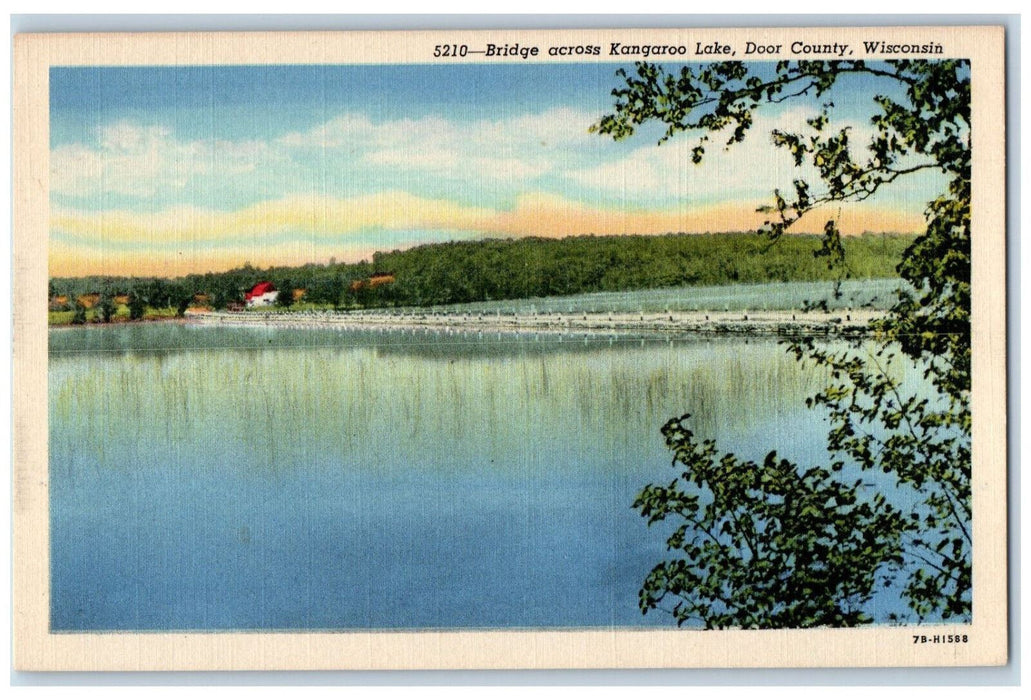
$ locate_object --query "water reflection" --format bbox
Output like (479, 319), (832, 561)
(49, 324), (897, 631)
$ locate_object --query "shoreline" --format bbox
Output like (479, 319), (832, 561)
(183, 308), (884, 337)
(48, 317), (190, 330)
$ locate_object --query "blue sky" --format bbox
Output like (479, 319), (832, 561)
(49, 62), (944, 277)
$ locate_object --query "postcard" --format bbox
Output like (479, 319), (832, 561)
(12, 25), (1008, 670)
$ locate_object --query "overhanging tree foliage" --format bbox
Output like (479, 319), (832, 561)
(636, 417), (906, 628)
(594, 59), (971, 626)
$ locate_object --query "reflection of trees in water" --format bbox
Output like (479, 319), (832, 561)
(49, 330), (844, 482)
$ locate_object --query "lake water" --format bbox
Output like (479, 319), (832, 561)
(49, 323), (918, 631)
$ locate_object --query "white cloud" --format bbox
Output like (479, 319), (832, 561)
(277, 113), (455, 151)
(56, 110), (594, 201)
(50, 105), (938, 218)
(565, 112), (813, 202)
(278, 106), (597, 184)
(279, 107), (593, 151)
(562, 107), (940, 206)
(363, 147), (549, 180)
(468, 107), (596, 149)
(51, 121), (278, 198)
(50, 192), (495, 244)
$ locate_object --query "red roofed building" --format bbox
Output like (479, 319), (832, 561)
(245, 282), (279, 307)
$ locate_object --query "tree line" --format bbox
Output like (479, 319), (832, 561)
(49, 231), (912, 316)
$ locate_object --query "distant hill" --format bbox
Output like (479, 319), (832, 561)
(49, 232), (915, 311)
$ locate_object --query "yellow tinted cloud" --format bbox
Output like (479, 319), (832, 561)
(478, 192), (925, 238)
(49, 238), (378, 279)
(51, 192), (494, 244)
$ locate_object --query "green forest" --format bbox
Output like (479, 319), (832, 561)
(49, 231), (913, 320)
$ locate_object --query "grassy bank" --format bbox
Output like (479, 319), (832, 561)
(48, 305), (183, 326)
